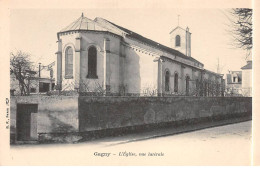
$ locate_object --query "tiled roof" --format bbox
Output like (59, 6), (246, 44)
(105, 19), (202, 65)
(169, 26), (186, 34)
(59, 15), (106, 33)
(204, 69), (223, 77)
(59, 15), (203, 65)
(241, 61), (252, 70)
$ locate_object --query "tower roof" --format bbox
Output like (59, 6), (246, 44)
(59, 13), (105, 32)
(169, 26), (187, 34)
(241, 61), (252, 70)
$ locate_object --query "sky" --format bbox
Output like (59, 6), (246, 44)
(10, 8), (250, 76)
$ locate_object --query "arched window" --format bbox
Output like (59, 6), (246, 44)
(87, 46), (98, 78)
(186, 76), (190, 95)
(203, 81), (206, 96)
(175, 35), (181, 47)
(65, 46), (73, 78)
(196, 79), (199, 90)
(174, 73), (178, 92)
(165, 70), (170, 92)
(208, 81), (212, 96)
(204, 81), (208, 96)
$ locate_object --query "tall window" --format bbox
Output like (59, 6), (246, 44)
(87, 46), (98, 78)
(196, 79), (199, 90)
(174, 73), (178, 92)
(65, 46), (73, 78)
(204, 81), (208, 96)
(208, 81), (212, 96)
(165, 71), (170, 92)
(186, 76), (190, 95)
(233, 77), (237, 83)
(203, 81), (206, 96)
(196, 79), (199, 96)
(175, 35), (181, 47)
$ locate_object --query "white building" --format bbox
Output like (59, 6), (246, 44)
(241, 60), (252, 96)
(56, 14), (223, 96)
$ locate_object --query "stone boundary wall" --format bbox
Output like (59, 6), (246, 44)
(10, 96), (252, 144)
(10, 96), (79, 143)
(79, 96), (252, 132)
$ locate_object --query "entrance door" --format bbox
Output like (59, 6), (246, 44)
(17, 104), (38, 141)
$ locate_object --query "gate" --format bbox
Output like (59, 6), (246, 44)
(16, 104), (38, 141)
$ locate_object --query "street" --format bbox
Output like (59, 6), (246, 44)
(8, 121), (252, 165)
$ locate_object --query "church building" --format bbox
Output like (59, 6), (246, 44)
(56, 13), (223, 96)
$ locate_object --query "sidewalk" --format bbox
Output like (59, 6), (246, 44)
(79, 115), (252, 145)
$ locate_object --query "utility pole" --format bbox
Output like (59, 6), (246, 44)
(38, 62), (41, 78)
(216, 57), (225, 74)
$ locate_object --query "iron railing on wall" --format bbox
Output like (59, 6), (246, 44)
(10, 79), (251, 97)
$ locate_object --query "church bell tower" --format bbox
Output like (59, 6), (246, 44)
(169, 26), (191, 57)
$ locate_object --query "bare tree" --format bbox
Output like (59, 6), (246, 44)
(229, 8), (252, 55)
(10, 51), (36, 95)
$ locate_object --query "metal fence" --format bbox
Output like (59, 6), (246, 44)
(10, 78), (251, 97)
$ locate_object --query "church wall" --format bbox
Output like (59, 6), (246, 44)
(124, 47), (141, 94)
(107, 52), (121, 93)
(124, 44), (158, 95)
(80, 32), (104, 92)
(138, 50), (158, 95)
(80, 32), (121, 93)
(60, 33), (78, 90)
(217, 77), (222, 84)
(183, 66), (193, 93)
(124, 37), (164, 57)
(60, 32), (122, 93)
(124, 36), (204, 95)
(203, 73), (209, 81)
(192, 70), (201, 93)
(79, 32), (105, 92)
(161, 60), (202, 95)
(124, 36), (201, 71)
(192, 70), (201, 82)
(210, 75), (216, 82)
(104, 34), (121, 93)
(161, 60), (182, 94)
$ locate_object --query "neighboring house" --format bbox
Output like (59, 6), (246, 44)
(225, 71), (242, 96)
(10, 64), (55, 95)
(55, 14), (223, 96)
(28, 77), (55, 94)
(225, 60), (252, 97)
(241, 60), (252, 96)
